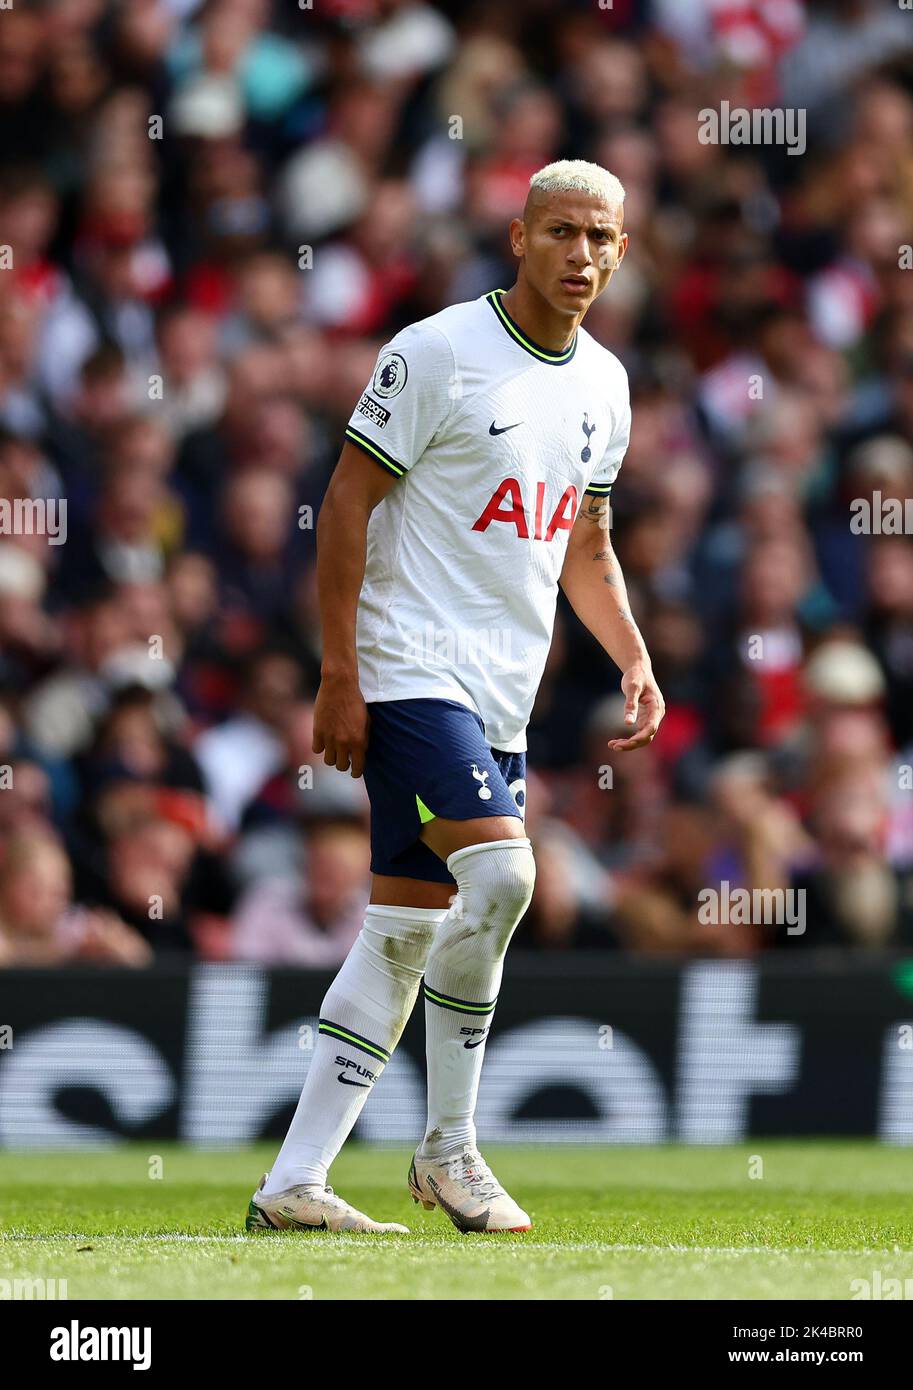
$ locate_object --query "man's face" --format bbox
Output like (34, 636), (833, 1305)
(510, 190), (628, 317)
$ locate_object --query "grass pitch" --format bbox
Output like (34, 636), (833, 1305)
(1, 1142), (912, 1300)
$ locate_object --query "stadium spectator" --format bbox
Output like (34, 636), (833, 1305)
(0, 830), (152, 966)
(194, 647), (303, 831)
(1, 0), (912, 959)
(231, 818), (370, 965)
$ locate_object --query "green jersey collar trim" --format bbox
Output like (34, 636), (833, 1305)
(486, 288), (578, 365)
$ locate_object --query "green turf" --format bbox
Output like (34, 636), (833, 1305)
(1, 1142), (912, 1299)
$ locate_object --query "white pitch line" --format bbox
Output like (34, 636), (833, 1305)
(1, 1235), (910, 1257)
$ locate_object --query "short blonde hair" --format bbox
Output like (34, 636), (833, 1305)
(528, 160), (625, 207)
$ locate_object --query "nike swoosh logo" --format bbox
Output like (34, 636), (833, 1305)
(279, 1212), (329, 1231)
(489, 421), (522, 436)
(434, 1188), (491, 1233)
(463, 1038), (486, 1049)
(338, 1072), (371, 1087)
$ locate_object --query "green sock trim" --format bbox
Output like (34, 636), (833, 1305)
(423, 984), (497, 1014)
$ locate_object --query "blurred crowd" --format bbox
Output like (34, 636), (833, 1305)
(1, 0), (913, 966)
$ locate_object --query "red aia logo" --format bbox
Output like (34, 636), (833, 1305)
(472, 479), (578, 541)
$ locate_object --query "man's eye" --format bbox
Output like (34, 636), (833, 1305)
(550, 226), (566, 234)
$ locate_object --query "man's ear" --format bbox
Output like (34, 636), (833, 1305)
(508, 216), (525, 258)
(615, 231), (629, 269)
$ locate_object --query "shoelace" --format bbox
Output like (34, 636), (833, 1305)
(289, 1183), (346, 1209)
(456, 1152), (506, 1204)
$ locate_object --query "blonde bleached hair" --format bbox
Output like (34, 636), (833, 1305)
(527, 160), (625, 208)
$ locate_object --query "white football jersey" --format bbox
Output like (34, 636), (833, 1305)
(344, 288), (631, 752)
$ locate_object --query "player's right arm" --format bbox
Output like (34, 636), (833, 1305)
(315, 322), (454, 775)
(312, 441), (399, 777)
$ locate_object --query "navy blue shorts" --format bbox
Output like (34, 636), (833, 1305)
(362, 698), (526, 884)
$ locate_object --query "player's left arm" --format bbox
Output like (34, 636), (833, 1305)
(559, 492), (665, 751)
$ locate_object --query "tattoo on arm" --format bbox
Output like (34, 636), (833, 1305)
(596, 544), (638, 629)
(595, 537), (619, 581)
(574, 505), (642, 636)
(581, 495), (611, 528)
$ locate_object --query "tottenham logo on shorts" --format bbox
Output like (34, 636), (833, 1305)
(580, 412), (596, 463)
(470, 764), (492, 800)
(372, 353), (408, 399)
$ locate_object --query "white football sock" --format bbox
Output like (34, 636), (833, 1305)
(420, 838), (535, 1159)
(264, 904), (447, 1194)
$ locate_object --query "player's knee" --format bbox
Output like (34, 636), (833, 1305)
(499, 839), (536, 919)
(448, 836), (536, 929)
(361, 913), (439, 986)
(490, 842), (535, 954)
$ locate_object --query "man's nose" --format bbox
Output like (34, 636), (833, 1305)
(567, 233), (593, 266)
